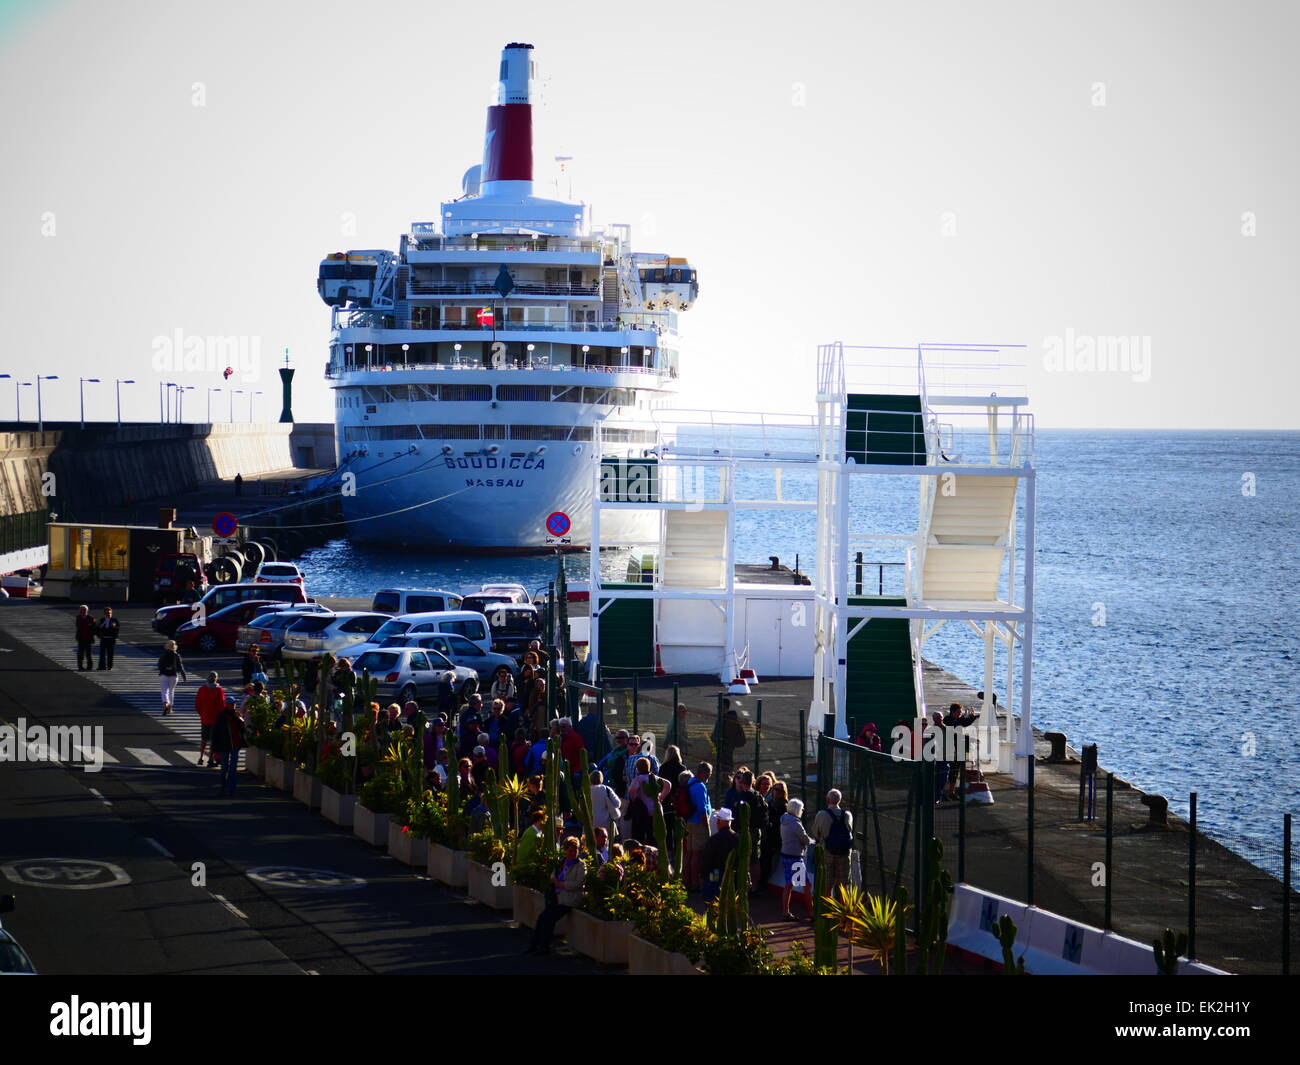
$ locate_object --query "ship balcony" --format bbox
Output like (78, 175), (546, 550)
(406, 280), (600, 299)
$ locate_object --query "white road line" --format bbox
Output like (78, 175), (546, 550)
(144, 837), (174, 858)
(304, 969), (320, 975)
(212, 893), (249, 921)
(73, 744), (119, 765)
(86, 787), (111, 806)
(125, 747), (169, 767)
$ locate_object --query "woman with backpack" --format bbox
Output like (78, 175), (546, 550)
(625, 756), (661, 842)
(812, 788), (855, 893)
(156, 640), (188, 716)
(588, 770), (623, 840)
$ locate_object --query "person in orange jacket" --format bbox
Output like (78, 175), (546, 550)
(194, 672), (226, 767)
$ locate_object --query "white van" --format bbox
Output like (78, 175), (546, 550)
(341, 609), (493, 660)
(371, 588), (462, 615)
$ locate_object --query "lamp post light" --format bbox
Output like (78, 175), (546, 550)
(176, 385), (195, 423)
(365, 344), (373, 370)
(79, 377), (101, 429)
(620, 345), (629, 369)
(453, 342), (462, 366)
(208, 386), (222, 423)
(526, 342), (535, 368)
(0, 374), (10, 420)
(581, 344), (590, 368)
(115, 379), (135, 427)
(16, 380), (31, 422)
(401, 342), (410, 368)
(249, 391), (262, 422)
(36, 375), (58, 432)
(230, 389), (243, 422)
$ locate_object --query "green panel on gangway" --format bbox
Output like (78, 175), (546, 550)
(596, 582), (655, 678)
(845, 596), (917, 738)
(846, 393), (925, 465)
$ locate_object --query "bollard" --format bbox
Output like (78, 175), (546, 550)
(1044, 731), (1069, 763)
(1141, 794), (1169, 828)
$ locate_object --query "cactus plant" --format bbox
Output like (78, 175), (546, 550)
(812, 844), (839, 969)
(643, 773), (671, 882)
(995, 914), (1026, 974)
(913, 837), (954, 974)
(1153, 928), (1187, 976)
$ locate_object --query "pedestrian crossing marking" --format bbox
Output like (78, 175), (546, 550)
(125, 747), (168, 766)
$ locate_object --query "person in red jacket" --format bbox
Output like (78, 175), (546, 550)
(558, 716), (586, 787)
(194, 672), (226, 767)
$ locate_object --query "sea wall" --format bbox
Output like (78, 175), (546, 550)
(0, 422), (333, 517)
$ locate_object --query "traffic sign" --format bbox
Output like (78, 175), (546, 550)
(545, 511), (571, 537)
(212, 512), (238, 538)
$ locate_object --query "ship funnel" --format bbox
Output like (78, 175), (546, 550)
(480, 42), (534, 197)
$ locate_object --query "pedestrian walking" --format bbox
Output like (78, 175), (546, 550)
(211, 697), (246, 796)
(156, 639), (188, 715)
(195, 672), (225, 766)
(700, 806), (740, 904)
(96, 606), (119, 670)
(811, 788), (855, 892)
(682, 761), (713, 891)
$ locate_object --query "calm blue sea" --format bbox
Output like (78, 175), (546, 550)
(293, 430), (1300, 874)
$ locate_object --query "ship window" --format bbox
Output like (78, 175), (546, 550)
(509, 425), (594, 441)
(438, 384), (491, 401)
(483, 423), (506, 439)
(497, 385), (553, 402)
(419, 424), (481, 439)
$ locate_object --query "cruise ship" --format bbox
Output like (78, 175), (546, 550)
(317, 42), (698, 550)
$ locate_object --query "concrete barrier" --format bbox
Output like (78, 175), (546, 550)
(946, 884), (1229, 975)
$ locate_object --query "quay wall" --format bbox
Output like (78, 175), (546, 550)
(0, 422), (335, 517)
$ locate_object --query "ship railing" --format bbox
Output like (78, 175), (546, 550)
(407, 280), (601, 297)
(838, 407), (1034, 467)
(324, 361), (670, 379)
(407, 228), (603, 254)
(402, 321), (674, 335)
(648, 409), (821, 462)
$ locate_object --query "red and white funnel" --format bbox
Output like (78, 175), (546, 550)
(480, 42), (535, 197)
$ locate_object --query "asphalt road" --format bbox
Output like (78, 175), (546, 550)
(0, 603), (594, 976)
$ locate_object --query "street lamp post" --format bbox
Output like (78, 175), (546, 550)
(0, 374), (9, 420)
(249, 391), (262, 422)
(230, 389), (243, 422)
(208, 387), (223, 424)
(176, 385), (194, 423)
(36, 375), (58, 432)
(116, 379), (135, 427)
(79, 377), (101, 429)
(9, 379), (32, 422)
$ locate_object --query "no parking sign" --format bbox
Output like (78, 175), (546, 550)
(545, 511), (571, 538)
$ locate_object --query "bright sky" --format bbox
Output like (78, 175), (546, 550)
(1, 0), (1297, 429)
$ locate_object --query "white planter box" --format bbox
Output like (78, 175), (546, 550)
(467, 859), (513, 910)
(388, 822), (429, 866)
(321, 786), (356, 827)
(352, 802), (390, 847)
(568, 909), (633, 965)
(246, 746), (266, 777)
(265, 755), (294, 792)
(293, 770), (322, 809)
(512, 885), (568, 937)
(427, 843), (468, 888)
(627, 933), (703, 975)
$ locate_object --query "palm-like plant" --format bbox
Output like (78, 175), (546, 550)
(821, 883), (869, 973)
(856, 891), (906, 975)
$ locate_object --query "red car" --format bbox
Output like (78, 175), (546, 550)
(174, 599), (286, 653)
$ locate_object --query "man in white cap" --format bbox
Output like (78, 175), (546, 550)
(699, 806), (739, 904)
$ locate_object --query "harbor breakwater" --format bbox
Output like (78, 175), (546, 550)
(0, 422), (334, 519)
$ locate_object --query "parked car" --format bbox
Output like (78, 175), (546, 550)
(153, 552), (207, 606)
(234, 607), (333, 659)
(253, 561), (305, 587)
(153, 582), (311, 638)
(175, 599), (288, 653)
(352, 646), (478, 704)
(461, 589), (528, 616)
(388, 631), (517, 682)
(0, 895), (37, 975)
(281, 612), (391, 661)
(371, 588), (462, 615)
(339, 609), (493, 661)
(481, 602), (544, 660)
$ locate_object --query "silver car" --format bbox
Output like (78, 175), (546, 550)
(281, 612), (391, 661)
(392, 632), (517, 683)
(235, 607), (333, 659)
(352, 646), (478, 704)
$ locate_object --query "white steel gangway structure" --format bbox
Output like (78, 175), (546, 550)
(811, 342), (1036, 783)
